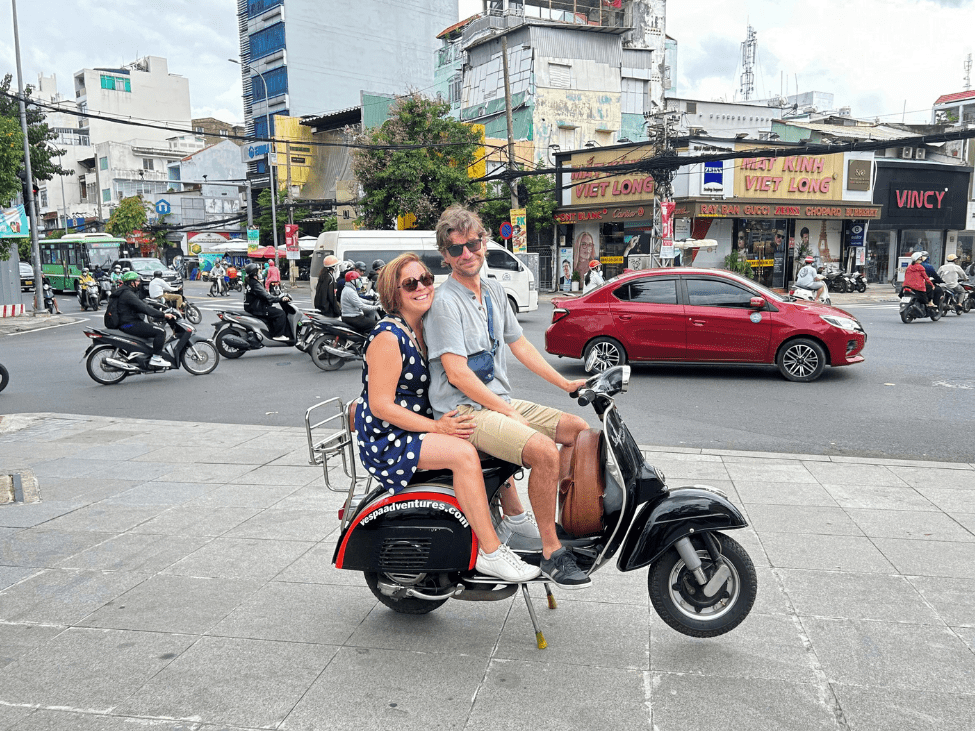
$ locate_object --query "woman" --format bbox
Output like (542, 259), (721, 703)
(573, 232), (596, 282)
(354, 253), (539, 582)
(314, 255), (341, 316)
(903, 252), (936, 309)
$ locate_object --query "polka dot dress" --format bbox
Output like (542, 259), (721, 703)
(354, 318), (433, 494)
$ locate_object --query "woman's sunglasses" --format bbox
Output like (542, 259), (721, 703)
(398, 272), (435, 292)
(445, 237), (484, 258)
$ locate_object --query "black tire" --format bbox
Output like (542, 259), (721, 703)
(930, 305), (942, 322)
(648, 532), (757, 638)
(508, 295), (519, 315)
(0, 363), (8, 393)
(964, 298), (972, 314)
(309, 334), (346, 371)
(86, 347), (128, 385)
(363, 572), (449, 614)
(900, 307), (914, 324)
(855, 281), (866, 293)
(776, 337), (827, 382)
(583, 336), (627, 374)
(215, 328), (247, 359)
(181, 341), (220, 375)
(184, 304), (203, 325)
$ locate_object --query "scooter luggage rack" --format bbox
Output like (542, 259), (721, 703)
(304, 398), (372, 496)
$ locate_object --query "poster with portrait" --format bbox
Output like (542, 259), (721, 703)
(510, 208), (527, 254)
(572, 223), (599, 280)
(795, 219), (842, 264)
(558, 247), (573, 292)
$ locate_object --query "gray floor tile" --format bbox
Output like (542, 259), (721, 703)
(885, 466), (975, 490)
(272, 542), (358, 585)
(270, 484), (348, 511)
(821, 483), (937, 511)
(211, 582), (376, 645)
(0, 566), (37, 591)
(725, 463), (819, 484)
(954, 512), (975, 533)
(649, 673), (838, 731)
(761, 533), (895, 573)
(833, 685), (975, 731)
(70, 443), (158, 461)
(0, 501), (87, 529)
(5, 710), (200, 730)
(915, 487), (975, 514)
(183, 483), (301, 508)
(650, 612), (816, 683)
(163, 537), (313, 581)
(642, 459), (730, 480)
(0, 627), (196, 710)
(580, 566), (649, 606)
(0, 622), (66, 669)
(116, 635), (336, 729)
(779, 569), (942, 623)
(230, 465), (323, 486)
(152, 463), (259, 485)
(802, 617), (975, 693)
(0, 529), (110, 568)
(29, 477), (141, 502)
(223, 509), (333, 541)
(0, 568), (146, 624)
(466, 660), (650, 731)
(908, 576), (975, 627)
(872, 538), (975, 579)
(127, 505), (263, 537)
(281, 646), (490, 731)
(78, 574), (263, 634)
(746, 504), (863, 536)
(955, 626), (974, 652)
(734, 481), (839, 507)
(846, 508), (975, 542)
(38, 504), (165, 533)
(28, 457), (118, 479)
(103, 480), (222, 507)
(803, 461), (907, 487)
(0, 705), (35, 730)
(55, 533), (211, 573)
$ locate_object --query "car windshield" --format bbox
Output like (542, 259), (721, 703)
(130, 259), (166, 274)
(20, 262), (33, 273)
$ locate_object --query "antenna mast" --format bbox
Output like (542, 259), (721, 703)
(964, 53), (972, 91)
(740, 25), (757, 101)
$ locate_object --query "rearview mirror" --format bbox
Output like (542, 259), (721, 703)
(749, 296), (766, 309)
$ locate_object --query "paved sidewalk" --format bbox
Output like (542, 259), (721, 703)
(1, 413), (973, 731)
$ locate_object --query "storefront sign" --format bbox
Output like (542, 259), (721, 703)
(735, 150), (844, 201)
(848, 160), (872, 191)
(702, 161), (724, 193)
(849, 221), (868, 247)
(873, 163), (968, 227)
(285, 224), (300, 260)
(0, 205), (29, 238)
(691, 200), (881, 220)
(554, 205), (647, 224)
(568, 145), (658, 206)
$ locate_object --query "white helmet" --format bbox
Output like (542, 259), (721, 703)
(911, 252), (924, 263)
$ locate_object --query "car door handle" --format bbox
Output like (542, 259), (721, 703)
(618, 314), (633, 321)
(690, 318), (707, 326)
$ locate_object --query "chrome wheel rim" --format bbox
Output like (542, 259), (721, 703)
(587, 342), (620, 372)
(668, 550), (740, 621)
(782, 344), (820, 379)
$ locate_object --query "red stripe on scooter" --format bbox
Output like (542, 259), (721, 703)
(335, 491), (477, 569)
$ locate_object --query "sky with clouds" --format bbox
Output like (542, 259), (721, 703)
(2, 1), (973, 128)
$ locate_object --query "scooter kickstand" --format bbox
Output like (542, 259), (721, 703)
(521, 584), (547, 649)
(544, 583), (558, 610)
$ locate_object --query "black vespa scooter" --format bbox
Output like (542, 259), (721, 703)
(305, 365), (758, 648)
(82, 307), (220, 385)
(212, 297), (310, 358)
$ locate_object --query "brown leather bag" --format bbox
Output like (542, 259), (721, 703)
(557, 428), (605, 537)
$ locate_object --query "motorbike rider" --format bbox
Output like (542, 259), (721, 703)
(314, 255), (342, 317)
(795, 256), (827, 302)
(78, 267), (97, 290)
(903, 252), (936, 310)
(113, 271), (175, 367)
(40, 276), (63, 314)
(367, 259), (385, 289)
(243, 262), (289, 340)
(265, 259), (282, 295)
(425, 205), (591, 589)
(583, 259), (604, 293)
(110, 265), (123, 288)
(209, 260), (227, 297)
(340, 271), (380, 332)
(918, 251), (945, 309)
(335, 259), (356, 301)
(937, 253), (967, 312)
(148, 270), (184, 310)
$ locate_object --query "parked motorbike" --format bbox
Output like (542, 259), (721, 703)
(42, 282), (57, 314)
(849, 270), (867, 293)
(899, 287), (942, 323)
(304, 366), (757, 647)
(212, 297), (310, 358)
(82, 307), (219, 385)
(820, 267), (847, 293)
(788, 281), (831, 305)
(78, 281), (101, 311)
(959, 281), (974, 313)
(303, 315), (375, 371)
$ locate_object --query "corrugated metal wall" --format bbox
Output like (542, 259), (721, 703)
(530, 26), (621, 64)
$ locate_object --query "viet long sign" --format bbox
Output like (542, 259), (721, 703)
(734, 147), (844, 201)
(567, 144), (658, 206)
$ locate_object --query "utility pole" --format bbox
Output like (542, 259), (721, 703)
(501, 36), (519, 229)
(245, 179), (253, 228)
(11, 0), (43, 313)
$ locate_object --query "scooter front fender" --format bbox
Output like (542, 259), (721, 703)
(617, 486), (747, 572)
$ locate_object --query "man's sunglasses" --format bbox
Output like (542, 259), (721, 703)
(398, 272), (435, 292)
(445, 237), (484, 258)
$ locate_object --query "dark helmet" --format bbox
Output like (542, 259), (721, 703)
(244, 263), (261, 277)
(371, 259), (385, 271)
(153, 270), (163, 278)
(354, 261), (367, 272)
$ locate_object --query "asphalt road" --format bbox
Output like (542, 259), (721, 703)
(2, 281), (973, 462)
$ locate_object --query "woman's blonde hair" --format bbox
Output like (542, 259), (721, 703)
(375, 252), (431, 313)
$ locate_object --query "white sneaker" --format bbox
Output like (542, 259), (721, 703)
(148, 355), (168, 368)
(498, 512), (543, 552)
(476, 544), (541, 582)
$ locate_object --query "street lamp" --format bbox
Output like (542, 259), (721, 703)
(229, 58), (279, 269)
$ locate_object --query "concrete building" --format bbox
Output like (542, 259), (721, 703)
(235, 0), (456, 187)
(433, 0), (672, 168)
(192, 117), (246, 147)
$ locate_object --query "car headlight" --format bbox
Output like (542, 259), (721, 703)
(821, 315), (862, 333)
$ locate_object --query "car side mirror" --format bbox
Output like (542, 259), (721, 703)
(749, 296), (766, 309)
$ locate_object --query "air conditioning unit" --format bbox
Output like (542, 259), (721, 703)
(901, 147), (914, 159)
(915, 148), (926, 160)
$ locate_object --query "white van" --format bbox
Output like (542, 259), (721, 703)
(310, 230), (538, 314)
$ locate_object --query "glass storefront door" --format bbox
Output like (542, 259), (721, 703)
(736, 219), (786, 288)
(865, 230), (891, 284)
(899, 230), (944, 266)
(956, 233), (974, 273)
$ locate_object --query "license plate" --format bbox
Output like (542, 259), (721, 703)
(25, 279), (33, 287)
(900, 296), (913, 303)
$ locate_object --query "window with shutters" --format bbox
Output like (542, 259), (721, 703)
(549, 63), (571, 89)
(621, 78), (647, 114)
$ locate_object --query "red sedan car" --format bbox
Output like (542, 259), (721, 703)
(545, 268), (866, 382)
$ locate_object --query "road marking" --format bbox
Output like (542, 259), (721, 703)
(7, 317), (89, 336)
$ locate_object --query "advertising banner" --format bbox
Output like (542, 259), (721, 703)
(285, 224), (300, 260)
(568, 144), (657, 206)
(247, 227), (260, 253)
(509, 208), (527, 254)
(0, 205), (29, 238)
(659, 201), (675, 259)
(558, 247), (573, 292)
(734, 146), (845, 201)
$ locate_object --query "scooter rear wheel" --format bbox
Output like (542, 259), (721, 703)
(309, 334), (346, 371)
(86, 346), (128, 386)
(0, 363), (9, 393)
(648, 532), (756, 638)
(215, 328), (247, 359)
(364, 571), (449, 614)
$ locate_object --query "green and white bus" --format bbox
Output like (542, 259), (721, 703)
(40, 233), (125, 292)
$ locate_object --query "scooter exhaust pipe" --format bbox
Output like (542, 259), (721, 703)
(320, 343), (355, 359)
(104, 357), (141, 372)
(222, 335), (252, 350)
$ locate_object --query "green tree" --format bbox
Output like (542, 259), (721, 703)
(0, 74), (71, 184)
(0, 116), (24, 206)
(351, 92), (482, 229)
(478, 160), (557, 247)
(106, 196), (148, 239)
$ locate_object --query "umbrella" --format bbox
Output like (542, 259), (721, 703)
(247, 246), (286, 259)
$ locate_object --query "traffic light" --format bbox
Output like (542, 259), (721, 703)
(15, 168), (37, 201)
(516, 182), (529, 208)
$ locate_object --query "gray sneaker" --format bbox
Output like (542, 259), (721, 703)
(497, 512), (543, 552)
(540, 547), (592, 590)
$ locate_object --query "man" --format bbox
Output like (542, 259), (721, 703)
(340, 271), (379, 332)
(425, 205), (591, 589)
(919, 252), (945, 310)
(243, 262), (289, 339)
(795, 255), (827, 302)
(112, 271), (174, 368)
(937, 253), (967, 311)
(148, 270), (184, 310)
(209, 260), (227, 297)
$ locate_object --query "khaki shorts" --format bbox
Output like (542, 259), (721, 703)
(456, 399), (564, 467)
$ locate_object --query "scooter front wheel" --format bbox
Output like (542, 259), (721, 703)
(648, 532), (757, 638)
(364, 571), (449, 614)
(181, 341), (220, 375)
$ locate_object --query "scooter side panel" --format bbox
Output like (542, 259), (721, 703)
(616, 487), (748, 572)
(335, 490), (477, 573)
